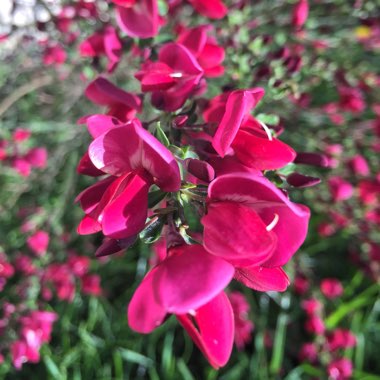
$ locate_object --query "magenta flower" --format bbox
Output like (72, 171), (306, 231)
(24, 148), (48, 169)
(305, 315), (325, 335)
(327, 358), (353, 380)
(187, 0), (227, 19)
(202, 173), (310, 281)
(81, 274), (102, 296)
(76, 119), (181, 238)
(358, 179), (380, 204)
(79, 26), (122, 72)
(204, 89), (296, 170)
(127, 244), (234, 367)
(328, 177), (354, 202)
(11, 311), (57, 369)
(27, 231), (49, 257)
(291, 0), (309, 29)
(177, 25), (225, 77)
(177, 292), (234, 368)
(114, 0), (160, 39)
(85, 77), (142, 122)
(228, 292), (254, 350)
(135, 42), (203, 111)
(12, 128), (31, 142)
(338, 87), (365, 114)
(347, 154), (369, 176)
(327, 329), (356, 351)
(299, 342), (318, 362)
(320, 278), (343, 299)
(42, 43), (67, 66)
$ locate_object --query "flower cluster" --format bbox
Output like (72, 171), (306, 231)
(294, 276), (357, 380)
(75, 0), (311, 367)
(0, 209), (102, 369)
(0, 128), (47, 177)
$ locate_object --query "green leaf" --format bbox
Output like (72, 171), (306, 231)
(119, 348), (153, 367)
(256, 113), (280, 126)
(139, 217), (165, 244)
(148, 189), (167, 208)
(155, 122), (170, 147)
(43, 355), (63, 379)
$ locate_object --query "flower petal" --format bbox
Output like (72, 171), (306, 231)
(154, 245), (234, 314)
(232, 129), (296, 170)
(235, 266), (290, 292)
(127, 268), (167, 333)
(208, 173), (310, 267)
(212, 89), (264, 157)
(202, 201), (277, 267)
(89, 121), (181, 191)
(101, 171), (150, 238)
(116, 0), (159, 38)
(177, 292), (234, 369)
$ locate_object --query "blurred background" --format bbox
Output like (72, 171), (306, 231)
(0, 1), (379, 379)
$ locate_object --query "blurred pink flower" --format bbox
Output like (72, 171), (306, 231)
(327, 358), (353, 380)
(320, 278), (343, 299)
(228, 292), (254, 349)
(292, 0), (309, 29)
(328, 177), (354, 202)
(27, 231), (49, 257)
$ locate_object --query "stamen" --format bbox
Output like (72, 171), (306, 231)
(258, 120), (273, 141)
(266, 213), (279, 231)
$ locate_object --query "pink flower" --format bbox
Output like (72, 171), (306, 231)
(293, 275), (309, 294)
(187, 0), (227, 19)
(79, 26), (122, 72)
(81, 274), (102, 296)
(205, 89), (296, 170)
(347, 155), (370, 176)
(202, 173), (310, 283)
(177, 25), (225, 77)
(11, 341), (32, 369)
(115, 0), (160, 38)
(228, 292), (254, 349)
(76, 119), (181, 239)
(127, 244), (235, 367)
(85, 77), (142, 122)
(338, 87), (365, 114)
(24, 147), (48, 169)
(21, 311), (57, 344)
(12, 128), (31, 142)
(43, 43), (67, 66)
(305, 315), (325, 335)
(0, 257), (14, 279)
(11, 311), (57, 369)
(327, 358), (353, 380)
(27, 231), (49, 256)
(327, 329), (356, 351)
(301, 298), (323, 315)
(14, 255), (36, 275)
(67, 255), (90, 276)
(42, 264), (76, 302)
(358, 179), (380, 204)
(299, 342), (318, 362)
(177, 292), (234, 368)
(320, 278), (343, 299)
(328, 177), (354, 202)
(292, 0), (309, 29)
(135, 43), (203, 111)
(12, 158), (31, 177)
